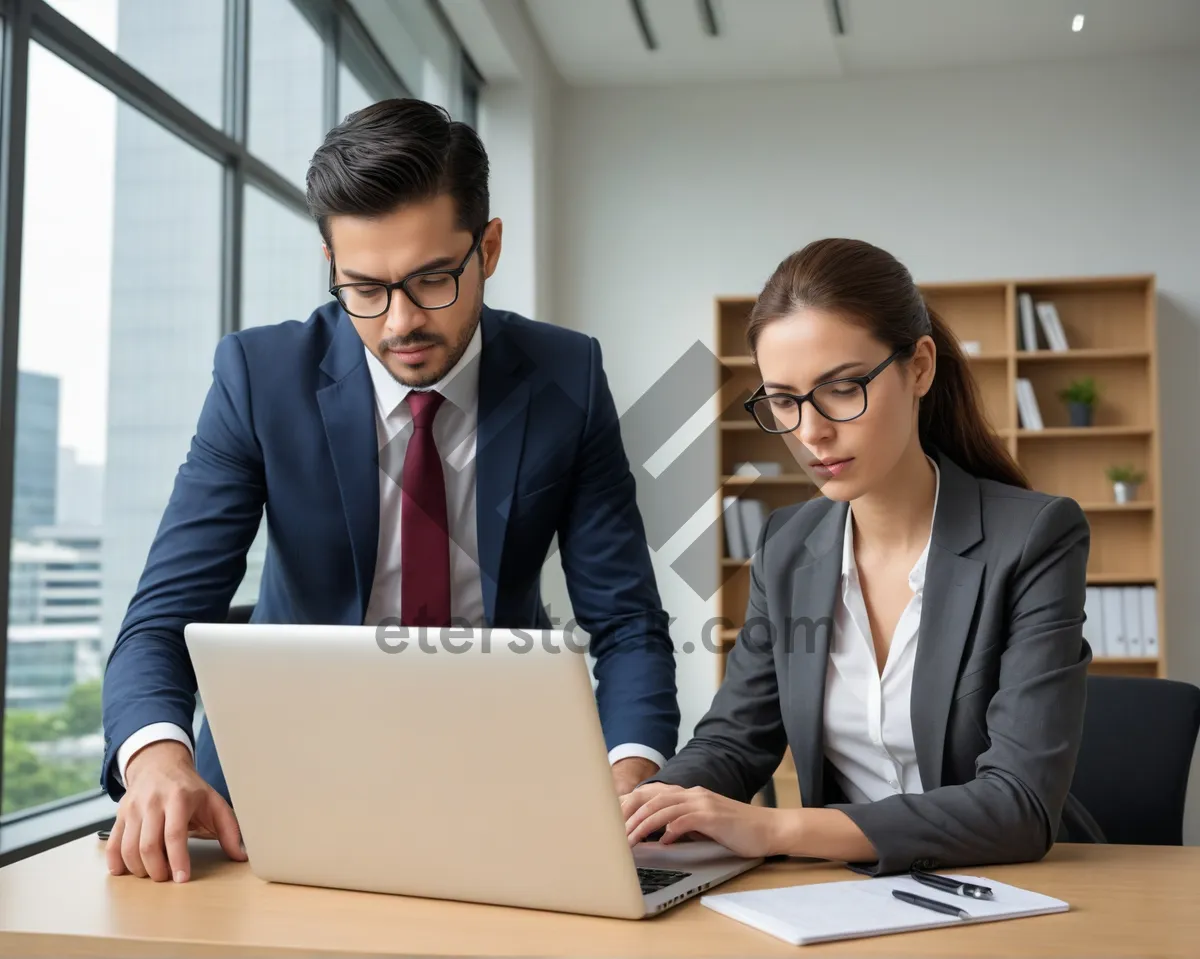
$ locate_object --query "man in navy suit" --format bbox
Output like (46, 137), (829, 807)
(101, 99), (679, 883)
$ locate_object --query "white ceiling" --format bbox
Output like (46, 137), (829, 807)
(523, 0), (1200, 86)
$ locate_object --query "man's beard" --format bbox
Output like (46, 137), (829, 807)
(381, 284), (483, 388)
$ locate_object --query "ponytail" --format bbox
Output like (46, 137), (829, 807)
(920, 306), (1028, 488)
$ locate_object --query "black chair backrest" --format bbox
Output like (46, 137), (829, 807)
(1070, 675), (1200, 845)
(226, 604), (255, 624)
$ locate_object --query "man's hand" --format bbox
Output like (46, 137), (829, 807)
(621, 782), (786, 859)
(611, 756), (660, 797)
(106, 740), (246, 882)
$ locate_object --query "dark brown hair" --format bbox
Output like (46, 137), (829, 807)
(306, 98), (488, 249)
(747, 238), (1027, 489)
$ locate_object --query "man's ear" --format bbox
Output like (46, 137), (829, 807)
(481, 217), (503, 279)
(322, 243), (331, 263)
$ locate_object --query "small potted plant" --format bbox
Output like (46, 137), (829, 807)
(1105, 464), (1145, 503)
(1057, 376), (1098, 427)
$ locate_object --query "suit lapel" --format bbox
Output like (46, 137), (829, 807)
(475, 309), (531, 624)
(316, 312), (380, 623)
(789, 500), (846, 808)
(911, 451), (984, 790)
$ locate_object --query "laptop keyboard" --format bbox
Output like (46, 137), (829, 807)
(638, 867), (692, 894)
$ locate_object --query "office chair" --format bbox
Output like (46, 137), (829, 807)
(1069, 675), (1200, 845)
(226, 604), (255, 624)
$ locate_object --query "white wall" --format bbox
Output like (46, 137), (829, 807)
(552, 54), (1200, 838)
(466, 0), (558, 322)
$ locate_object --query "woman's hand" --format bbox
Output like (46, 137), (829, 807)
(621, 783), (787, 859)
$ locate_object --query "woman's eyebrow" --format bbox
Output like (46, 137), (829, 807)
(764, 361), (863, 391)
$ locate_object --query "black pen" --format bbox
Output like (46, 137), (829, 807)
(911, 869), (994, 900)
(892, 889), (970, 919)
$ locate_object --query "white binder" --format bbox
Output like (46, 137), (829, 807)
(1141, 586), (1159, 658)
(1101, 588), (1126, 657)
(1083, 587), (1105, 656)
(721, 495), (747, 559)
(1122, 586), (1144, 656)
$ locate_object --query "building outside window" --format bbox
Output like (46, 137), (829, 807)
(1, 0), (478, 831)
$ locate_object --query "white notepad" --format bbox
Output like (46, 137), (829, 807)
(701, 872), (1068, 946)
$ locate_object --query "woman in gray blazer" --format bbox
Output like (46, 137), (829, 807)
(623, 237), (1101, 876)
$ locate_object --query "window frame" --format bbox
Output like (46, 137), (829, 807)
(0, 0), (476, 865)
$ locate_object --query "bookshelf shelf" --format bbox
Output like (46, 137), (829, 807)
(714, 273), (1164, 689)
(1015, 426), (1152, 439)
(1017, 348), (1151, 362)
(722, 475), (812, 487)
(967, 351), (1012, 362)
(1080, 502), (1154, 513)
(1087, 573), (1158, 585)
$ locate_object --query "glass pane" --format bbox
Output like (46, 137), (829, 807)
(235, 187), (328, 605)
(347, 0), (460, 116)
(248, 0), (327, 188)
(45, 0), (225, 130)
(338, 62), (376, 121)
(4, 45), (222, 817)
(241, 185), (328, 329)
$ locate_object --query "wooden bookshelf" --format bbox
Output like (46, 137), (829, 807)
(714, 274), (1165, 696)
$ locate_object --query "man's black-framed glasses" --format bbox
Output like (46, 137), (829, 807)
(329, 230), (483, 317)
(744, 347), (909, 433)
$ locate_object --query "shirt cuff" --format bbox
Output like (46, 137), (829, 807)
(607, 743), (667, 770)
(115, 722), (195, 786)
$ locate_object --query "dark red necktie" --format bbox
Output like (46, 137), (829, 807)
(400, 390), (451, 627)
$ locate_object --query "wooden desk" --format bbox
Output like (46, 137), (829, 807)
(0, 838), (1194, 957)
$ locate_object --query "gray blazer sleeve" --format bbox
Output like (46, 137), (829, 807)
(647, 517), (788, 801)
(832, 497), (1091, 875)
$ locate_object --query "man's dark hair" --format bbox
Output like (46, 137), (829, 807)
(306, 98), (489, 248)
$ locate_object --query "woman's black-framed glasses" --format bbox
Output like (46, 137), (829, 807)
(329, 230), (483, 318)
(744, 347), (908, 433)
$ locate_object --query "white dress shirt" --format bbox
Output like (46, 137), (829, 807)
(822, 457), (940, 805)
(362, 321), (486, 629)
(116, 322), (663, 784)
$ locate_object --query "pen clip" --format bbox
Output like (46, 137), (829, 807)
(910, 868), (955, 889)
(911, 868), (993, 900)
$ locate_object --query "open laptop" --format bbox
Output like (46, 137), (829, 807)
(183, 623), (762, 919)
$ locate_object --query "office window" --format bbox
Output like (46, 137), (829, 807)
(338, 62), (377, 120)
(3, 45), (221, 817)
(248, 0), (327, 189)
(45, 0), (225, 129)
(462, 73), (480, 129)
(241, 184), (328, 330)
(234, 186), (330, 606)
(0, 0), (475, 841)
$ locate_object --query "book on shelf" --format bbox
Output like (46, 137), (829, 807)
(722, 495), (747, 559)
(1018, 292), (1040, 351)
(1085, 585), (1157, 658)
(1141, 585), (1159, 657)
(1017, 293), (1069, 351)
(1034, 301), (1070, 351)
(1122, 586), (1143, 656)
(1015, 378), (1044, 430)
(1084, 587), (1102, 651)
(740, 499), (766, 553)
(1100, 587), (1125, 657)
(721, 496), (767, 560)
